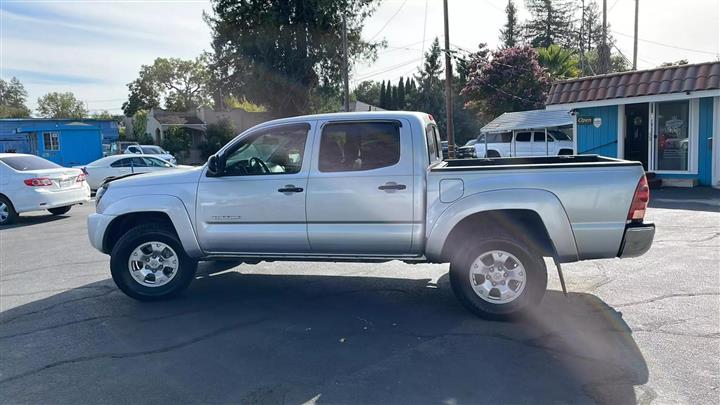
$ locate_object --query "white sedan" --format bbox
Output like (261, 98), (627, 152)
(0, 153), (91, 225)
(79, 155), (189, 190)
(124, 145), (177, 165)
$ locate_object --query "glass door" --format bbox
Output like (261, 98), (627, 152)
(651, 100), (691, 172)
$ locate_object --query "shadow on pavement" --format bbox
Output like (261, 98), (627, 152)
(0, 213), (68, 230)
(0, 267), (649, 404)
(649, 186), (720, 213)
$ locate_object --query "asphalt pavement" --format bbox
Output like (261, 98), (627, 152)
(1, 188), (718, 404)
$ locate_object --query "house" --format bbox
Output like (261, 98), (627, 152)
(0, 118), (119, 166)
(136, 107), (272, 164)
(546, 61), (720, 188)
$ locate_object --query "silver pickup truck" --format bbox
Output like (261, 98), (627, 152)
(88, 112), (654, 319)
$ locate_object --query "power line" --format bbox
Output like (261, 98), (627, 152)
(354, 58), (420, 81)
(612, 30), (717, 55)
(367, 0), (408, 42)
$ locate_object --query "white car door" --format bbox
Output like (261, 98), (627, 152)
(196, 122), (314, 253)
(532, 132), (553, 156)
(513, 132), (533, 157)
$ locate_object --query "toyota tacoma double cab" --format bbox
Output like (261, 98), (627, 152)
(87, 112), (654, 319)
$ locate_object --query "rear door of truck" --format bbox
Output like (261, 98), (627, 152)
(305, 119), (415, 254)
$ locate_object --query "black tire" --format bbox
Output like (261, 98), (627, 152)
(449, 232), (547, 320)
(486, 150), (501, 158)
(110, 224), (197, 301)
(48, 205), (72, 215)
(558, 149), (573, 155)
(0, 195), (19, 226)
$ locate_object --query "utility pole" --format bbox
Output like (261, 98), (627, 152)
(580, 0), (586, 74)
(598, 0), (610, 74)
(341, 16), (350, 112)
(633, 0), (639, 70)
(443, 0), (455, 158)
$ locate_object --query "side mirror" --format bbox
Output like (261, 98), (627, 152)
(207, 154), (224, 177)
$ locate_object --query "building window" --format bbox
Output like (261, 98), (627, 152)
(43, 132), (60, 151)
(655, 100), (689, 171)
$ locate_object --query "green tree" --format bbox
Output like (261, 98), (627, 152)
(582, 49), (630, 76)
(123, 56), (212, 116)
(404, 77), (417, 110)
(353, 80), (381, 106)
(162, 127), (192, 156)
(200, 118), (236, 159)
(499, 0), (520, 48)
(462, 45), (551, 119)
(0, 77), (32, 118)
(397, 77), (405, 109)
(379, 80), (387, 109)
(36, 92), (88, 119)
(537, 45), (580, 79)
(132, 109), (149, 141)
(524, 0), (576, 48)
(206, 0), (381, 117)
(415, 38), (446, 133)
(91, 110), (114, 120)
(390, 84), (398, 110)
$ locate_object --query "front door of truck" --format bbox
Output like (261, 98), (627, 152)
(196, 122), (314, 254)
(306, 120), (415, 254)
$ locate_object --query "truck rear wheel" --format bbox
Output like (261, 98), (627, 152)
(449, 234), (547, 320)
(110, 224), (197, 301)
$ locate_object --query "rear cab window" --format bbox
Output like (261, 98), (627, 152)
(0, 155), (61, 171)
(319, 121), (401, 172)
(425, 124), (442, 164)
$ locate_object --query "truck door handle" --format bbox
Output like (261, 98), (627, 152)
(278, 185), (304, 193)
(378, 183), (407, 191)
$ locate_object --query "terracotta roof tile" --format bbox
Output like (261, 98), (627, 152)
(546, 61), (720, 105)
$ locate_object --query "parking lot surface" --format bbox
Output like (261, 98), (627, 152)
(1, 189), (718, 404)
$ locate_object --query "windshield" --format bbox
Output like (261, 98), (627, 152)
(549, 130), (571, 141)
(141, 146), (165, 154)
(0, 155), (61, 171)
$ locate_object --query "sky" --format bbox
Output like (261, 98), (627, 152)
(1, 0), (719, 115)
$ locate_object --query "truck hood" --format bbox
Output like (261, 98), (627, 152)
(109, 166), (204, 189)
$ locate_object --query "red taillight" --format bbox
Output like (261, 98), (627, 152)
(76, 173), (86, 182)
(627, 176), (650, 222)
(24, 178), (53, 187)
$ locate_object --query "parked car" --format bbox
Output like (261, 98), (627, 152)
(474, 130), (574, 158)
(107, 141), (139, 156)
(87, 112), (654, 319)
(440, 141), (456, 158)
(456, 139), (478, 159)
(78, 155), (187, 190)
(124, 145), (177, 165)
(0, 153), (90, 225)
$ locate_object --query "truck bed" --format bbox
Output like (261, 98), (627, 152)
(432, 155), (641, 171)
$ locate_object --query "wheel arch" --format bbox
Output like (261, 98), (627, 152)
(426, 189), (579, 263)
(100, 195), (202, 258)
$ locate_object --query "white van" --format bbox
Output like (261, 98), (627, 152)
(474, 130), (574, 158)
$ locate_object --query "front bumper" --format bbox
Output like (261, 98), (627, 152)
(618, 223), (655, 258)
(87, 213), (116, 253)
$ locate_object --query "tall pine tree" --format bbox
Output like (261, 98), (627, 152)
(379, 80), (387, 109)
(499, 0), (519, 48)
(397, 77), (405, 110)
(524, 0), (576, 48)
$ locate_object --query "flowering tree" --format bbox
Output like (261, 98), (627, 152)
(461, 46), (551, 118)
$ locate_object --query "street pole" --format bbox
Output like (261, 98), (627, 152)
(580, 0), (585, 74)
(599, 0), (610, 74)
(342, 16), (350, 112)
(633, 0), (639, 70)
(443, 0), (455, 159)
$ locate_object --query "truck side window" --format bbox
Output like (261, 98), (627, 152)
(516, 132), (531, 142)
(319, 122), (400, 172)
(223, 124), (309, 176)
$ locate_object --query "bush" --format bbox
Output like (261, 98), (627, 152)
(200, 119), (236, 159)
(136, 133), (154, 145)
(162, 127), (192, 155)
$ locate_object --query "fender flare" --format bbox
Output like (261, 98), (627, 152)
(102, 194), (203, 258)
(425, 188), (579, 263)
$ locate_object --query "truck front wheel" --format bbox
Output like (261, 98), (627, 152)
(110, 224), (197, 301)
(449, 235), (547, 320)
